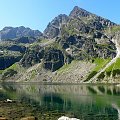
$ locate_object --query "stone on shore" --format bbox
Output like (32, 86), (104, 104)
(58, 116), (80, 120)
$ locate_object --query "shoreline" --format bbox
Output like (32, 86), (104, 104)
(0, 100), (65, 120)
(0, 81), (120, 85)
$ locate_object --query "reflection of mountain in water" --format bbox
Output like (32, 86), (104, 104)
(0, 84), (120, 120)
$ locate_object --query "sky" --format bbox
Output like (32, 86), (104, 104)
(0, 0), (120, 32)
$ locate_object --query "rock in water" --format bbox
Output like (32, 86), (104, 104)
(20, 116), (37, 120)
(0, 117), (8, 120)
(6, 99), (12, 102)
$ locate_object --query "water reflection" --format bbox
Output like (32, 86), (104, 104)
(0, 83), (120, 120)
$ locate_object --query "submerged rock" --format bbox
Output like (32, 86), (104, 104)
(20, 116), (37, 120)
(0, 117), (8, 120)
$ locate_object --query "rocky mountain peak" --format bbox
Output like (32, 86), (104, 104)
(69, 6), (92, 18)
(51, 14), (69, 27)
(2, 26), (13, 30)
(43, 6), (116, 39)
(43, 14), (69, 38)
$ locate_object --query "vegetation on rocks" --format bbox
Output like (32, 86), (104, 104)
(85, 58), (111, 81)
(96, 58), (120, 80)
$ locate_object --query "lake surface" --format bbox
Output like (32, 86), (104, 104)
(0, 83), (120, 120)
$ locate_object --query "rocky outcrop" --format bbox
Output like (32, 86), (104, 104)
(7, 45), (26, 53)
(0, 56), (21, 70)
(0, 40), (26, 53)
(89, 31), (120, 82)
(69, 6), (92, 18)
(20, 45), (44, 67)
(15, 36), (37, 44)
(44, 14), (69, 38)
(69, 6), (115, 30)
(59, 35), (116, 60)
(0, 26), (43, 40)
(43, 48), (64, 71)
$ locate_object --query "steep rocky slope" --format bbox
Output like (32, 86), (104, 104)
(44, 14), (69, 38)
(44, 6), (115, 39)
(1, 6), (120, 83)
(0, 40), (25, 70)
(88, 31), (120, 83)
(0, 27), (43, 70)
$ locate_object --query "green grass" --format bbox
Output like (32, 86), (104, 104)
(39, 39), (49, 43)
(1, 63), (18, 74)
(30, 70), (37, 79)
(105, 58), (120, 77)
(0, 63), (19, 80)
(8, 63), (18, 70)
(106, 58), (120, 72)
(110, 26), (120, 33)
(93, 58), (111, 71)
(3, 63), (19, 72)
(96, 58), (120, 79)
(1, 63), (23, 80)
(45, 42), (63, 52)
(85, 58), (111, 81)
(0, 70), (3, 74)
(105, 25), (120, 35)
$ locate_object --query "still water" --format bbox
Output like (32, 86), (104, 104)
(0, 83), (120, 120)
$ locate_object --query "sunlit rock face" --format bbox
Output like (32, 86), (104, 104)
(58, 116), (80, 120)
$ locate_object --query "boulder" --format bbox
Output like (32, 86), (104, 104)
(58, 116), (80, 120)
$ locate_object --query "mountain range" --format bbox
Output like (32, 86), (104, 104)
(0, 6), (120, 83)
(0, 26), (43, 40)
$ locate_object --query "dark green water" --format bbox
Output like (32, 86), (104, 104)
(0, 83), (120, 120)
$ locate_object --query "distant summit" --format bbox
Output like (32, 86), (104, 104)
(0, 26), (43, 40)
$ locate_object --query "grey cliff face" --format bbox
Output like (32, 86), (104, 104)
(43, 14), (69, 39)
